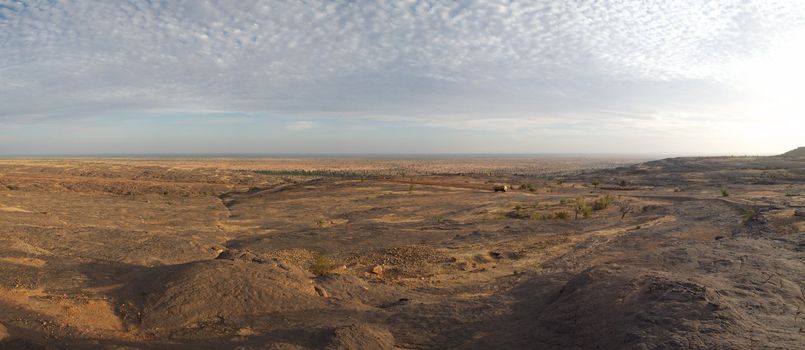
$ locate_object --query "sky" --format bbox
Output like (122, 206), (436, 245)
(1, 0), (804, 156)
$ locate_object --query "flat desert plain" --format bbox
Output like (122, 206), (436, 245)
(0, 151), (803, 349)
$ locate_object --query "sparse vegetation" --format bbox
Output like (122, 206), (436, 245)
(721, 187), (729, 197)
(309, 254), (338, 277)
(592, 195), (613, 210)
(741, 209), (756, 223)
(591, 180), (599, 188)
(433, 215), (447, 222)
(554, 211), (570, 220)
(573, 197), (592, 219)
(254, 169), (374, 178)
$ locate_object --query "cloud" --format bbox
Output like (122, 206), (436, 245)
(285, 120), (316, 130)
(1, 0), (804, 154)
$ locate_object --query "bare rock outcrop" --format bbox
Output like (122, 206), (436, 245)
(121, 257), (325, 333)
(325, 323), (395, 350)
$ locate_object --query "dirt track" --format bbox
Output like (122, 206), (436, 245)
(0, 153), (803, 349)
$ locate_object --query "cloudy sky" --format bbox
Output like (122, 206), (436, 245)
(1, 0), (803, 155)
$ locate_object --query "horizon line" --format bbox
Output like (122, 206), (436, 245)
(0, 151), (781, 159)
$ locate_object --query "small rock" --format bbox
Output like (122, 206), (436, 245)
(457, 261), (472, 271)
(236, 327), (257, 336)
(370, 265), (384, 275)
(0, 322), (9, 341)
(794, 209), (805, 217)
(315, 286), (329, 298)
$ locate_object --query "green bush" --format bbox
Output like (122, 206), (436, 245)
(573, 197), (589, 220)
(592, 195), (613, 210)
(309, 254), (338, 277)
(530, 212), (545, 220)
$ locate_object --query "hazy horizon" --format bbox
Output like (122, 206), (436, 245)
(2, 1), (804, 155)
(0, 151), (788, 160)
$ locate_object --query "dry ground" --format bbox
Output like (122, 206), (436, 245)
(0, 153), (803, 349)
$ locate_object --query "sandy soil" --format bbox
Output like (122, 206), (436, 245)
(0, 152), (802, 349)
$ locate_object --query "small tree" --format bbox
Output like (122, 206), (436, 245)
(617, 201), (634, 220)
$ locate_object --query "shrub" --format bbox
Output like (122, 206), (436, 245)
(554, 211), (570, 220)
(741, 209), (756, 222)
(619, 180), (627, 187)
(592, 195), (613, 210)
(573, 197), (590, 220)
(721, 188), (729, 197)
(591, 180), (599, 188)
(309, 254), (338, 277)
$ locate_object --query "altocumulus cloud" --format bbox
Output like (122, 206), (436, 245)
(1, 0), (804, 153)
